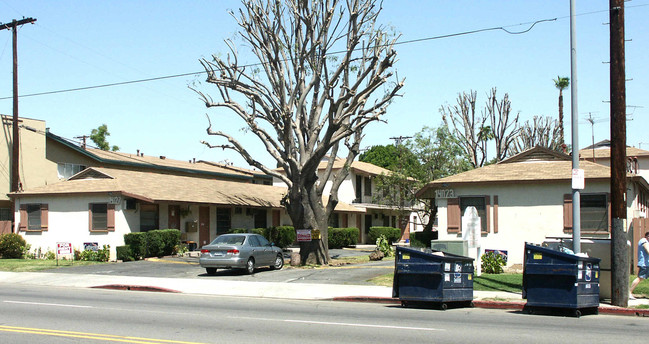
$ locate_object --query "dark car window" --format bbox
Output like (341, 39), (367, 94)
(248, 235), (261, 247)
(256, 235), (271, 247)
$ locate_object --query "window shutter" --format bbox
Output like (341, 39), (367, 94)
(40, 204), (48, 230)
(19, 204), (27, 230)
(447, 198), (460, 234)
(493, 196), (499, 233)
(563, 194), (573, 232)
(107, 204), (116, 231)
(484, 196), (491, 234)
(607, 193), (612, 232)
(88, 204), (93, 231)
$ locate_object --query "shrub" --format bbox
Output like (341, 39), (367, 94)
(124, 232), (147, 259)
(116, 245), (134, 261)
(367, 227), (400, 244)
(0, 233), (27, 258)
(158, 229), (181, 256)
(481, 251), (506, 274)
(266, 226), (296, 249)
(410, 230), (438, 248)
(145, 230), (165, 258)
(375, 234), (393, 257)
(328, 227), (359, 249)
(76, 245), (110, 262)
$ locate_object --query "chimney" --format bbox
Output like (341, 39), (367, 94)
(160, 156), (166, 160)
(193, 158), (196, 164)
(137, 149), (140, 156)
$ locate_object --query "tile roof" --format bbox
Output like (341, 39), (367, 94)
(579, 146), (649, 159)
(11, 167), (364, 213)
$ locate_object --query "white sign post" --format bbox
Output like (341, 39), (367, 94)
(56, 242), (73, 266)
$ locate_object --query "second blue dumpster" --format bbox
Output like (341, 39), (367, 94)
(392, 246), (474, 309)
(523, 242), (600, 316)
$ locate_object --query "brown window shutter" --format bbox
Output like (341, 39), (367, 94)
(563, 194), (573, 232)
(493, 196), (499, 233)
(88, 204), (93, 231)
(447, 198), (460, 234)
(19, 204), (27, 230)
(107, 204), (116, 231)
(607, 193), (612, 232)
(484, 196), (491, 234)
(41, 204), (48, 230)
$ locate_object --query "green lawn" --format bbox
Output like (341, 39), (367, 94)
(0, 259), (106, 272)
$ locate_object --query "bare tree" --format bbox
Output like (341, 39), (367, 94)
(193, 0), (403, 264)
(510, 115), (563, 155)
(485, 88), (520, 161)
(441, 91), (487, 168)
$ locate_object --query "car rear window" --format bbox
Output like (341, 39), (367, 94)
(212, 235), (245, 245)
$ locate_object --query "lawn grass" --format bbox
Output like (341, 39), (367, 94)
(0, 259), (106, 272)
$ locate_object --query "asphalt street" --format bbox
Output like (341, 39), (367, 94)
(43, 248), (395, 286)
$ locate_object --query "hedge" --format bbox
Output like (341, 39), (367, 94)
(328, 227), (359, 249)
(123, 229), (181, 259)
(265, 226), (296, 249)
(0, 233), (27, 259)
(410, 230), (438, 248)
(367, 227), (401, 244)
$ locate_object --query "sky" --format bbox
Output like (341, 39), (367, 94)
(1, 0), (647, 170)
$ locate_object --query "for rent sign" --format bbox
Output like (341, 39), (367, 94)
(57, 242), (72, 255)
(296, 229), (312, 242)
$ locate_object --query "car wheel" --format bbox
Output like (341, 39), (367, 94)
(206, 267), (217, 275)
(245, 258), (255, 274)
(271, 254), (284, 270)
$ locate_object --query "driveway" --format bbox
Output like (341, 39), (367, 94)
(44, 248), (395, 286)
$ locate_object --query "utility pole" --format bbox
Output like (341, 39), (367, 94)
(569, 0), (581, 254)
(1, 17), (37, 232)
(609, 0), (628, 308)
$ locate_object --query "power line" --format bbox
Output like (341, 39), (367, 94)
(4, 4), (646, 101)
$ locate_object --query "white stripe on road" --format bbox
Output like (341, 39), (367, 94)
(4, 300), (93, 308)
(229, 316), (443, 332)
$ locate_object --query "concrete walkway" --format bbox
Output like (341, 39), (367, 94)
(0, 271), (646, 316)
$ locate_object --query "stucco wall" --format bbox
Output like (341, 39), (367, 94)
(435, 180), (629, 267)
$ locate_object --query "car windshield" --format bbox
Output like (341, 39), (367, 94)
(211, 235), (245, 246)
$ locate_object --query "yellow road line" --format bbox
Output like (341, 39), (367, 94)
(0, 325), (208, 344)
(145, 258), (197, 265)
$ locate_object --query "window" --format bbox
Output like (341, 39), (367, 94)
(254, 209), (267, 229)
(355, 175), (362, 201)
(140, 204), (159, 232)
(364, 177), (372, 196)
(328, 213), (339, 228)
(447, 196), (491, 234)
(57, 163), (86, 179)
(0, 207), (11, 221)
(19, 204), (48, 231)
(216, 208), (231, 234)
(564, 193), (609, 233)
(89, 203), (115, 231)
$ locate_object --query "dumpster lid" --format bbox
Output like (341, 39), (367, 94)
(397, 246), (474, 262)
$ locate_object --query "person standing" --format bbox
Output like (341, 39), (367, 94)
(630, 231), (649, 299)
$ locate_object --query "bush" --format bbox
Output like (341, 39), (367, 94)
(410, 230), (438, 248)
(375, 234), (393, 257)
(116, 245), (134, 261)
(367, 227), (400, 244)
(158, 229), (181, 256)
(481, 251), (506, 274)
(328, 227), (359, 249)
(0, 233), (28, 258)
(266, 226), (296, 249)
(145, 230), (165, 258)
(75, 245), (110, 262)
(124, 232), (147, 259)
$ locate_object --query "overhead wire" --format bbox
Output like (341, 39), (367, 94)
(1, 3), (647, 101)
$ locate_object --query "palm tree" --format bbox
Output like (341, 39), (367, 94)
(553, 76), (570, 145)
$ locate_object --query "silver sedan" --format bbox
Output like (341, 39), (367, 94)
(199, 233), (284, 275)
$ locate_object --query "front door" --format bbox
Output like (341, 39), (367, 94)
(364, 214), (372, 244)
(168, 205), (180, 230)
(199, 206), (210, 248)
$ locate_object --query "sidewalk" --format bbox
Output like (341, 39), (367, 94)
(0, 271), (647, 316)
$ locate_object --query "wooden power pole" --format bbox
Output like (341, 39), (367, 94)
(1, 17), (37, 231)
(609, 0), (628, 307)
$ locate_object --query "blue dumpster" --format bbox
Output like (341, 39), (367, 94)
(523, 242), (600, 316)
(392, 246), (474, 309)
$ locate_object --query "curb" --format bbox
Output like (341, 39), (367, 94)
(91, 284), (181, 293)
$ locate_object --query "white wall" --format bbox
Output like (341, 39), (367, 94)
(435, 181), (629, 267)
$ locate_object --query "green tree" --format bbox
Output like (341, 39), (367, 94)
(359, 144), (420, 173)
(553, 76), (570, 145)
(90, 124), (119, 151)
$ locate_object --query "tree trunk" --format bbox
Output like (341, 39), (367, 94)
(558, 91), (564, 145)
(286, 181), (330, 265)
